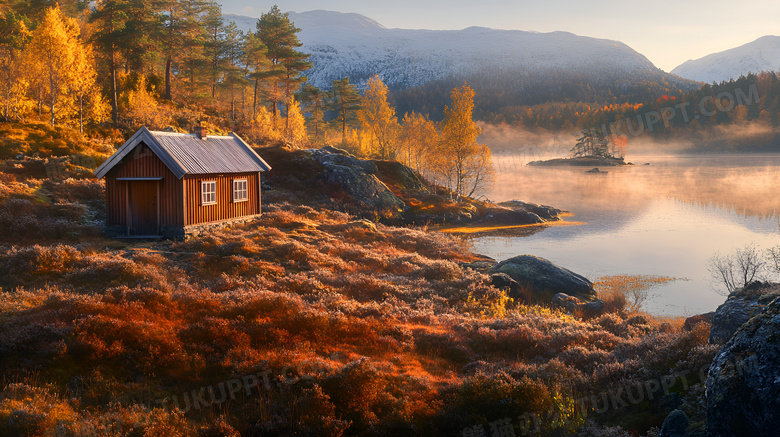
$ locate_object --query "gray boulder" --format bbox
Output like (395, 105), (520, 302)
(490, 272), (522, 294)
(488, 255), (596, 299)
(709, 283), (780, 344)
(320, 165), (406, 212)
(660, 409), (689, 437)
(460, 259), (498, 272)
(706, 297), (780, 436)
(552, 293), (581, 312)
(309, 146), (378, 175)
(684, 312), (715, 331)
(552, 293), (605, 316)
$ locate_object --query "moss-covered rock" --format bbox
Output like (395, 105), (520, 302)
(706, 296), (780, 436)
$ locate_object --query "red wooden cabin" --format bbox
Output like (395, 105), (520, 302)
(94, 127), (271, 238)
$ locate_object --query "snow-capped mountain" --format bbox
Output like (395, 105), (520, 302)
(225, 10), (691, 94)
(671, 36), (780, 84)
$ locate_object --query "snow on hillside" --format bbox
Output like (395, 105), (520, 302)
(671, 36), (780, 84)
(224, 11), (670, 90)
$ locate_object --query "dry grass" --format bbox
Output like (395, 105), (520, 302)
(595, 275), (679, 313)
(0, 203), (717, 436)
(0, 132), (714, 436)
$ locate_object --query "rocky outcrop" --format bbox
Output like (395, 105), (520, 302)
(477, 207), (545, 226)
(265, 145), (566, 227)
(705, 297), (780, 436)
(488, 255), (596, 300)
(709, 282), (780, 344)
(498, 201), (563, 222)
(476, 201), (566, 226)
(310, 147), (407, 213)
(320, 164), (406, 212)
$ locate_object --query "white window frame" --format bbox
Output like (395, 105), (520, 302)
(201, 181), (217, 205)
(232, 179), (248, 203)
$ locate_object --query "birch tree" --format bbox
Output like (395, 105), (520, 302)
(357, 75), (399, 159)
(437, 83), (492, 198)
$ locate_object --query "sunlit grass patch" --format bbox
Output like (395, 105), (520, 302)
(595, 274), (680, 313)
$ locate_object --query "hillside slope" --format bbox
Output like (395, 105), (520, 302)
(671, 35), (780, 83)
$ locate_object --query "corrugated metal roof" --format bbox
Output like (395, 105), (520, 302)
(94, 127), (271, 179)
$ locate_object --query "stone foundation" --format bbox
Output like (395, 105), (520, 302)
(163, 214), (263, 240)
(105, 214), (263, 240)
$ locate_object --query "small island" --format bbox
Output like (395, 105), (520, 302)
(529, 129), (632, 166)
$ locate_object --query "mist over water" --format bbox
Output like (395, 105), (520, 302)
(471, 153), (780, 316)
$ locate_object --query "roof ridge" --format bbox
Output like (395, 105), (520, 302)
(148, 130), (233, 138)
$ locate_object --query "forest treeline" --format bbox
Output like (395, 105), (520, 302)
(0, 0), (494, 196)
(2, 0), (779, 162)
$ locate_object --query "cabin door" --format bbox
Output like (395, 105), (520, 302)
(128, 181), (158, 235)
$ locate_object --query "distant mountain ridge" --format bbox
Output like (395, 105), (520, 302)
(226, 11), (689, 87)
(671, 36), (780, 84)
(225, 10), (697, 119)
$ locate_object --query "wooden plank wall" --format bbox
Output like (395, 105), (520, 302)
(183, 172), (260, 225)
(105, 144), (184, 227)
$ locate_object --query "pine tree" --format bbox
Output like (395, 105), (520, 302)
(155, 0), (209, 101)
(201, 1), (223, 100)
(329, 77), (361, 146)
(571, 129), (611, 158)
(256, 5), (311, 130)
(243, 31), (270, 119)
(89, 0), (156, 126)
(298, 83), (325, 145)
(219, 22), (248, 122)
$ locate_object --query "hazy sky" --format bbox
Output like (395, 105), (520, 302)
(222, 0), (779, 72)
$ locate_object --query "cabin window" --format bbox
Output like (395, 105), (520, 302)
(201, 181), (217, 205)
(233, 179), (248, 202)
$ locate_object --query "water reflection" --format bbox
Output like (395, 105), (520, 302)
(472, 154), (780, 316)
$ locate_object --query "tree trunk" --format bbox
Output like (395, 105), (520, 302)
(110, 43), (118, 126)
(79, 94), (84, 134)
(252, 78), (258, 119)
(49, 69), (56, 126)
(212, 29), (217, 99)
(165, 55), (172, 100)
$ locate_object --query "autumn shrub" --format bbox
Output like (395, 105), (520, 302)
(0, 383), (78, 435)
(321, 358), (389, 431)
(197, 419), (241, 437)
(436, 371), (554, 435)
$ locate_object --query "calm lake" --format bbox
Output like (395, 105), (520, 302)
(471, 153), (780, 316)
